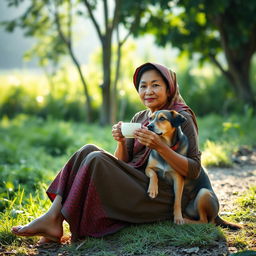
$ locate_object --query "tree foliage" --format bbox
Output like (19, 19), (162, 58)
(136, 0), (256, 108)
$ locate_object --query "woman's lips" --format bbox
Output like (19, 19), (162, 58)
(145, 98), (156, 102)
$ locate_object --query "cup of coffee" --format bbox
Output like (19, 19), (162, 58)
(121, 122), (141, 138)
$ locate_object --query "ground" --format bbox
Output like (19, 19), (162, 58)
(3, 148), (256, 256)
(40, 151), (256, 256)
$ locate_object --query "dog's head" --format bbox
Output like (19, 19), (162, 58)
(147, 110), (186, 139)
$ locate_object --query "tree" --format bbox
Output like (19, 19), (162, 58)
(111, 1), (144, 124)
(82, 0), (147, 125)
(82, 0), (121, 125)
(138, 0), (256, 108)
(2, 0), (94, 122)
(3, 0), (149, 125)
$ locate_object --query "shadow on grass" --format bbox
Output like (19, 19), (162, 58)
(35, 222), (228, 256)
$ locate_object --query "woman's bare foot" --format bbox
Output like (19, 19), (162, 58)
(37, 237), (57, 245)
(11, 213), (63, 242)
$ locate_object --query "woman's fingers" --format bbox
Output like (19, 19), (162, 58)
(112, 122), (125, 142)
(134, 128), (157, 148)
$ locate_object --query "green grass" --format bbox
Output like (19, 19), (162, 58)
(0, 114), (115, 204)
(223, 186), (256, 252)
(1, 187), (255, 255)
(0, 114), (256, 254)
(198, 111), (256, 167)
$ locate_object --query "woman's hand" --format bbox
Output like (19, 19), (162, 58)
(134, 127), (165, 150)
(112, 121), (125, 143)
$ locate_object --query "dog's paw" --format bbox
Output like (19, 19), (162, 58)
(147, 186), (158, 199)
(174, 216), (185, 225)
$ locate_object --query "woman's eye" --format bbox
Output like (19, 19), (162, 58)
(153, 84), (160, 87)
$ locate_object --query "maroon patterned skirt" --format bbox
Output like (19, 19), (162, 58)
(46, 144), (174, 241)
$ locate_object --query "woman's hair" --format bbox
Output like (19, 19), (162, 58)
(135, 63), (169, 90)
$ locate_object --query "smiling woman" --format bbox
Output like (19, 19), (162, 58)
(11, 62), (241, 245)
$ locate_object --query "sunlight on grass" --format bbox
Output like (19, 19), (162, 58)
(0, 111), (256, 254)
(222, 186), (256, 252)
(201, 140), (232, 167)
(0, 187), (50, 246)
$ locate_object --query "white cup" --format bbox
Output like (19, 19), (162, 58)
(121, 122), (141, 138)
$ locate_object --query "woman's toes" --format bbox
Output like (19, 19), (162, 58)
(11, 226), (26, 234)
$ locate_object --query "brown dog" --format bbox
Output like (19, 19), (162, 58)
(145, 110), (188, 224)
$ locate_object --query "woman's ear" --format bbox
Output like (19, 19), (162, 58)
(169, 110), (187, 127)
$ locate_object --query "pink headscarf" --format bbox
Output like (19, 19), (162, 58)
(133, 62), (198, 133)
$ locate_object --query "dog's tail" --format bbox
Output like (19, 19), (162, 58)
(214, 215), (242, 230)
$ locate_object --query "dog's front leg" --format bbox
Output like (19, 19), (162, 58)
(145, 167), (158, 198)
(172, 172), (184, 224)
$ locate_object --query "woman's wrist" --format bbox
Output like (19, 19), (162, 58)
(156, 142), (170, 154)
(117, 140), (126, 146)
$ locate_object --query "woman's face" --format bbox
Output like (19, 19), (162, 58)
(138, 69), (170, 112)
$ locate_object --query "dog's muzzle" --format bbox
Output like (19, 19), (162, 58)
(147, 124), (154, 132)
(147, 124), (162, 135)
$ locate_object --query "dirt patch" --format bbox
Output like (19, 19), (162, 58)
(208, 164), (256, 213)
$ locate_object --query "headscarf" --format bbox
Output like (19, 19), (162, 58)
(133, 62), (198, 133)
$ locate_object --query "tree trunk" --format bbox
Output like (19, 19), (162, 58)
(212, 14), (256, 109)
(100, 36), (112, 125)
(111, 39), (122, 124)
(68, 44), (94, 122)
(227, 59), (255, 106)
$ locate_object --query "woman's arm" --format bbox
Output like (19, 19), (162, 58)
(112, 121), (130, 162)
(134, 112), (201, 179)
(134, 128), (190, 176)
(157, 143), (189, 177)
(114, 141), (129, 162)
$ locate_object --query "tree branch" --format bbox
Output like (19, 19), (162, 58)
(83, 0), (103, 41)
(67, 0), (72, 43)
(53, 1), (70, 46)
(103, 0), (109, 33)
(119, 6), (142, 46)
(110, 0), (121, 31)
(208, 53), (234, 83)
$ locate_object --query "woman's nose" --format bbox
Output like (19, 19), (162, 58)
(145, 86), (153, 94)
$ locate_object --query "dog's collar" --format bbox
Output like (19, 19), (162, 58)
(171, 141), (179, 151)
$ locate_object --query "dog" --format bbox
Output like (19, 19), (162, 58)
(145, 110), (243, 230)
(145, 110), (188, 224)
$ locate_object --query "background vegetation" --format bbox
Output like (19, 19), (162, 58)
(0, 0), (256, 254)
(0, 113), (255, 254)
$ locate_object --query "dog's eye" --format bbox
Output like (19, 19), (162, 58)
(159, 117), (166, 121)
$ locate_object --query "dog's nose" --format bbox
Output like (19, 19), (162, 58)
(147, 124), (154, 131)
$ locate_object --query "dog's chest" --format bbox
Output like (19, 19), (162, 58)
(150, 150), (175, 181)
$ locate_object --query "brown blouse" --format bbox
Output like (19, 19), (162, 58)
(125, 109), (201, 179)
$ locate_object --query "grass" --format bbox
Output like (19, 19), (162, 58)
(223, 187), (256, 252)
(198, 111), (256, 167)
(1, 187), (255, 255)
(72, 222), (224, 255)
(0, 114), (256, 255)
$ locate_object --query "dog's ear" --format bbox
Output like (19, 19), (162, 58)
(169, 110), (187, 127)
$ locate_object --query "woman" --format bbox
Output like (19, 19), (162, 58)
(11, 62), (239, 244)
